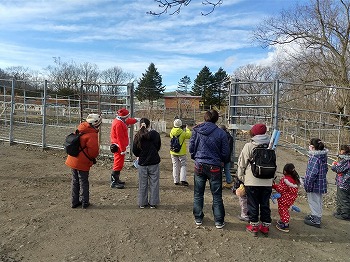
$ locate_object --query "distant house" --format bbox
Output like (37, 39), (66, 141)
(164, 91), (202, 110)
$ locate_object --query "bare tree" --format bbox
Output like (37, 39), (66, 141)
(79, 62), (100, 93)
(254, 0), (350, 114)
(100, 66), (135, 94)
(148, 0), (223, 15)
(46, 57), (80, 95)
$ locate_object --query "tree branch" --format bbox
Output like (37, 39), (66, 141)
(147, 0), (223, 15)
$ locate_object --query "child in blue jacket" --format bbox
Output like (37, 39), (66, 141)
(331, 145), (350, 220)
(304, 138), (328, 228)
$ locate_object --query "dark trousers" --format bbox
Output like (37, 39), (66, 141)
(71, 169), (89, 205)
(245, 186), (272, 223)
(336, 187), (350, 219)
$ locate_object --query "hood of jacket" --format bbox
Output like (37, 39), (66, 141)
(170, 127), (184, 137)
(307, 149), (328, 162)
(251, 134), (270, 145)
(338, 154), (350, 160)
(77, 122), (98, 134)
(194, 122), (218, 136)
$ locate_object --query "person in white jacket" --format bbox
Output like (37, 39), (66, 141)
(237, 123), (273, 237)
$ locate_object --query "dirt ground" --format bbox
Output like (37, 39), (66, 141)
(0, 134), (350, 262)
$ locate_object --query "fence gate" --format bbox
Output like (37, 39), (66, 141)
(228, 79), (278, 165)
(228, 79), (350, 166)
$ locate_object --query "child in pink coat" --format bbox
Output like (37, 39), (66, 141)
(272, 163), (300, 232)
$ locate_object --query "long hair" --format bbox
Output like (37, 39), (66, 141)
(134, 118), (150, 149)
(283, 163), (300, 185)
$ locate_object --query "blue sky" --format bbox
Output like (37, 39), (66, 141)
(0, 0), (306, 91)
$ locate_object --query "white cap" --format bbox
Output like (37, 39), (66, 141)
(174, 119), (182, 127)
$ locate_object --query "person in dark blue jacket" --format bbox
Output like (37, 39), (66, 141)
(304, 138), (328, 228)
(189, 110), (230, 229)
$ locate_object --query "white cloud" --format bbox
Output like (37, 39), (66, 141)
(0, 0), (307, 88)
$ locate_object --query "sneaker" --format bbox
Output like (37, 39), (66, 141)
(195, 219), (203, 226)
(237, 215), (249, 222)
(215, 222), (225, 229)
(304, 214), (313, 220)
(149, 205), (157, 209)
(82, 202), (90, 209)
(71, 201), (82, 208)
(139, 205), (147, 209)
(304, 217), (321, 228)
(276, 221), (289, 232)
(223, 182), (233, 189)
(174, 182), (180, 185)
(111, 182), (124, 189)
(181, 181), (189, 186)
(117, 180), (125, 185)
(246, 223), (259, 237)
(259, 223), (270, 237)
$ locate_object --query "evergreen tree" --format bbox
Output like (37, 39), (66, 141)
(191, 66), (213, 109)
(135, 63), (165, 105)
(213, 67), (229, 108)
(177, 75), (191, 93)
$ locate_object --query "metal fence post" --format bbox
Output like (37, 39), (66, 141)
(273, 79), (280, 130)
(9, 78), (15, 144)
(80, 80), (84, 122)
(127, 83), (134, 160)
(41, 80), (47, 149)
(230, 78), (239, 164)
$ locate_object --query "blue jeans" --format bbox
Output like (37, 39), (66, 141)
(193, 163), (225, 224)
(223, 162), (232, 183)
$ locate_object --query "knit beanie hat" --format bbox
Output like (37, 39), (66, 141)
(250, 123), (267, 136)
(174, 119), (182, 127)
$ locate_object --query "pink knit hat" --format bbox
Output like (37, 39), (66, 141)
(250, 123), (267, 136)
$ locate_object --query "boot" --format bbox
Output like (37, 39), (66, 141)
(113, 170), (125, 184)
(110, 171), (124, 189)
(259, 222), (270, 237)
(246, 222), (259, 237)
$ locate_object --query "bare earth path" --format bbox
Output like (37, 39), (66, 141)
(0, 137), (349, 262)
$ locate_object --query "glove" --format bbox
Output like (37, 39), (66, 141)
(92, 158), (97, 165)
(110, 144), (119, 153)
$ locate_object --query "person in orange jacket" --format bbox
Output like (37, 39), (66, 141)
(110, 108), (137, 189)
(65, 113), (102, 209)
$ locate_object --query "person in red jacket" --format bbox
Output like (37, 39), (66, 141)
(272, 163), (300, 232)
(110, 108), (137, 189)
(65, 114), (102, 209)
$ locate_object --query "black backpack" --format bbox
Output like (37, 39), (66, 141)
(170, 133), (184, 153)
(64, 130), (93, 161)
(249, 144), (277, 179)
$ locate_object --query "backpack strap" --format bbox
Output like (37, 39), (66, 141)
(77, 131), (94, 162)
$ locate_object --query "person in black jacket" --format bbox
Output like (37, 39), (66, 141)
(132, 118), (161, 209)
(221, 125), (234, 189)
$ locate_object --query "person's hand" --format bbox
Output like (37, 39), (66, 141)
(92, 158), (97, 165)
(120, 151), (126, 155)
